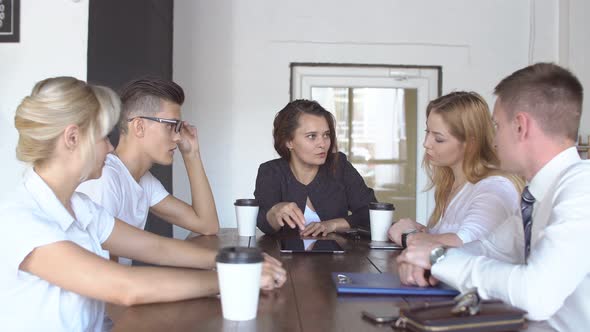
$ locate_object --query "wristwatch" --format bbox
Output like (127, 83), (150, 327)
(401, 229), (419, 249)
(430, 246), (447, 266)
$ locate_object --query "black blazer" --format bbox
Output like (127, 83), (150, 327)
(254, 152), (376, 234)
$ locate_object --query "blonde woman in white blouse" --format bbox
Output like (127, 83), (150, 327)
(0, 77), (286, 332)
(388, 92), (523, 250)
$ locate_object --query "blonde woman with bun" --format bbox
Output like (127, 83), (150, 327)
(0, 77), (286, 331)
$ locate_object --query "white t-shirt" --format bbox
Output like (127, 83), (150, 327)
(0, 169), (115, 332)
(77, 154), (169, 265)
(429, 176), (519, 244)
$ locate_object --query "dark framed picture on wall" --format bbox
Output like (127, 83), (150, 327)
(0, 0), (20, 43)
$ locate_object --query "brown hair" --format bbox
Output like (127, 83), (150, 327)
(118, 77), (185, 134)
(273, 99), (339, 167)
(494, 62), (583, 141)
(424, 91), (524, 227)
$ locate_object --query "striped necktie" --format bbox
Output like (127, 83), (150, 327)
(521, 186), (536, 261)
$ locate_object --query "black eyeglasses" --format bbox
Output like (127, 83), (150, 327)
(128, 116), (183, 133)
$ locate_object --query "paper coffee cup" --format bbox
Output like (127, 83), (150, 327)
(234, 199), (259, 237)
(369, 202), (395, 242)
(216, 247), (264, 321)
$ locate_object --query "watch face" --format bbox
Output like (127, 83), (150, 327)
(430, 247), (446, 265)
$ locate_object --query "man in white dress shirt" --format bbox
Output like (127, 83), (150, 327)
(397, 63), (590, 331)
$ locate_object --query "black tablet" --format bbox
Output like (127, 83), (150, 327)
(280, 238), (345, 254)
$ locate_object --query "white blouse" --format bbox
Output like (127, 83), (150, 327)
(0, 169), (115, 332)
(303, 204), (321, 225)
(429, 176), (519, 244)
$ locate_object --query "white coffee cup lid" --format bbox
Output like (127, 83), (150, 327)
(234, 199), (259, 206)
(216, 247), (263, 264)
(369, 202), (395, 211)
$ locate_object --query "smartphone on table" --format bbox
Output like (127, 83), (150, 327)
(362, 306), (400, 324)
(341, 227), (371, 240)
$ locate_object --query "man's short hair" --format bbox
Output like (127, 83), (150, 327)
(118, 77), (185, 134)
(494, 62), (583, 141)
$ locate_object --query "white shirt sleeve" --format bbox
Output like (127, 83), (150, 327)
(142, 171), (169, 207)
(81, 196), (116, 244)
(432, 166), (590, 321)
(1, 212), (66, 277)
(455, 177), (519, 244)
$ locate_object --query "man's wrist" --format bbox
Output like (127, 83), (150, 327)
(181, 150), (201, 161)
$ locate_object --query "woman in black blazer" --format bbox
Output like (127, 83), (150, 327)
(255, 99), (376, 236)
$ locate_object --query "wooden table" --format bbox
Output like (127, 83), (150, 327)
(106, 229), (491, 331)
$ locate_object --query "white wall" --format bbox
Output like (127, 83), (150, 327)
(0, 0), (88, 201)
(0, 0), (584, 238)
(534, 0), (590, 137)
(569, 0), (590, 139)
(173, 0), (588, 237)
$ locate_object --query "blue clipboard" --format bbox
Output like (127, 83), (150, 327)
(332, 272), (459, 296)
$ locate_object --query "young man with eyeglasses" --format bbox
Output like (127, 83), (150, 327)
(396, 63), (590, 331)
(77, 77), (219, 265)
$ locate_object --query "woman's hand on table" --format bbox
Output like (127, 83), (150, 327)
(300, 220), (337, 237)
(260, 253), (287, 290)
(387, 218), (427, 244)
(268, 202), (306, 231)
(300, 218), (350, 237)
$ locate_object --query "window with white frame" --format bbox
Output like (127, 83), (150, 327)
(291, 64), (441, 224)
